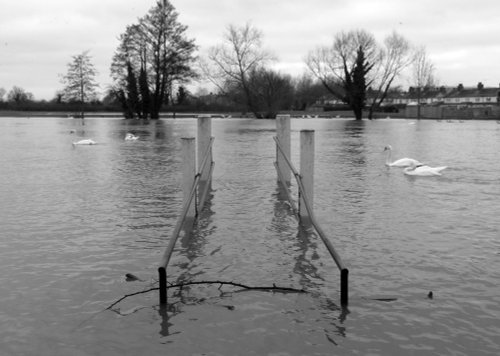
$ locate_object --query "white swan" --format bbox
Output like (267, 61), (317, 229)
(73, 139), (96, 145)
(403, 162), (447, 176)
(125, 132), (139, 141)
(384, 145), (421, 167)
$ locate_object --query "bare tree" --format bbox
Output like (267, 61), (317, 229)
(248, 68), (294, 118)
(368, 31), (413, 119)
(306, 29), (412, 119)
(410, 46), (436, 119)
(61, 50), (99, 118)
(292, 74), (330, 110)
(202, 22), (275, 117)
(306, 29), (378, 120)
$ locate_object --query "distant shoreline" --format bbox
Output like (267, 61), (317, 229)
(0, 110), (360, 119)
(2, 110), (498, 120)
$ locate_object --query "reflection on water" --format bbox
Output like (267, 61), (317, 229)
(0, 117), (499, 355)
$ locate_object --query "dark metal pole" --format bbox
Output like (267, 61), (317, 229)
(158, 266), (167, 304)
(341, 268), (349, 305)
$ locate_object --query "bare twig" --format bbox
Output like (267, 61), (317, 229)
(105, 280), (307, 311)
(106, 287), (159, 310)
(168, 280), (307, 294)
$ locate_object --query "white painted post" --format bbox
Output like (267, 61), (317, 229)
(181, 137), (196, 218)
(197, 116), (212, 182)
(197, 117), (212, 209)
(276, 114), (291, 185)
(299, 130), (314, 219)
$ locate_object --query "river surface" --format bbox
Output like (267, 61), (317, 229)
(0, 116), (499, 355)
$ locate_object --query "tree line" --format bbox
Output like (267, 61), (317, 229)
(0, 0), (436, 120)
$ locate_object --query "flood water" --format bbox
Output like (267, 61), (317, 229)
(0, 116), (499, 355)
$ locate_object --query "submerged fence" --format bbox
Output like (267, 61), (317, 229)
(158, 116), (214, 304)
(274, 115), (349, 305)
(158, 115), (348, 306)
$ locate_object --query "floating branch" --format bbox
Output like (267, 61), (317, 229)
(106, 280), (307, 311)
(170, 280), (307, 293)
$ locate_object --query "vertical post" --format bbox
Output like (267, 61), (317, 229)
(197, 116), (212, 183)
(182, 137), (196, 218)
(341, 268), (349, 305)
(299, 130), (314, 219)
(276, 114), (291, 185)
(158, 266), (167, 304)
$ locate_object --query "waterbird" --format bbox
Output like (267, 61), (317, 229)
(72, 139), (96, 145)
(125, 132), (139, 141)
(384, 145), (421, 167)
(403, 162), (447, 176)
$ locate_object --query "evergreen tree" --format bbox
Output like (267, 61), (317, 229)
(125, 61), (141, 118)
(138, 65), (151, 118)
(349, 46), (369, 120)
(176, 86), (187, 105)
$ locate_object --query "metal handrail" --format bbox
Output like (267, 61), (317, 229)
(274, 136), (348, 304)
(159, 173), (200, 268)
(273, 136), (300, 177)
(274, 136), (345, 270)
(159, 137), (215, 269)
(198, 137), (215, 180)
(273, 161), (299, 218)
(197, 137), (215, 209)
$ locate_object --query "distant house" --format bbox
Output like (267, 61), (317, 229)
(403, 83), (500, 119)
(309, 83), (500, 113)
(386, 83), (500, 108)
(443, 85), (500, 106)
(310, 95), (345, 111)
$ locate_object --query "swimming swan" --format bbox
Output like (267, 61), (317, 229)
(73, 139), (96, 145)
(403, 162), (447, 176)
(384, 145), (421, 167)
(125, 133), (139, 141)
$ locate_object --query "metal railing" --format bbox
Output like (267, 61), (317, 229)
(274, 135), (349, 305)
(158, 137), (214, 304)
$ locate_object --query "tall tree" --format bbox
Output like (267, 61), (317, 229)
(306, 29), (378, 120)
(125, 61), (141, 118)
(202, 22), (275, 117)
(60, 50), (99, 118)
(306, 29), (412, 119)
(111, 0), (196, 119)
(410, 46), (436, 119)
(345, 46), (372, 119)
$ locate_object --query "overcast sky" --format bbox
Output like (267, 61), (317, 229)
(1, 0), (500, 100)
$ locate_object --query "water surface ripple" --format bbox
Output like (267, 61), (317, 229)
(0, 117), (499, 355)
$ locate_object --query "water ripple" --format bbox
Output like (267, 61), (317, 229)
(1, 118), (499, 355)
